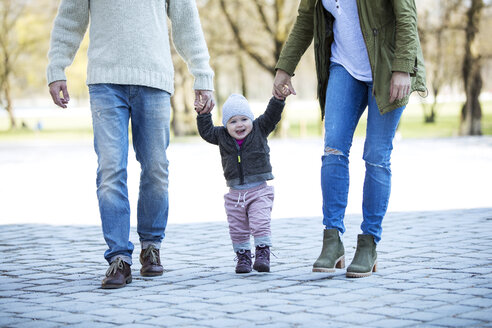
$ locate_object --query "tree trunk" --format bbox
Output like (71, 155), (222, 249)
(4, 79), (16, 129)
(460, 64), (482, 135)
(238, 52), (248, 98)
(424, 85), (439, 123)
(212, 62), (223, 122)
(460, 0), (483, 136)
(170, 95), (179, 136)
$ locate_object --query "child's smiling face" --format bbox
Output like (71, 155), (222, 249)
(226, 115), (253, 140)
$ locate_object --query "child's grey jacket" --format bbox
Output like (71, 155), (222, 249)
(197, 97), (285, 187)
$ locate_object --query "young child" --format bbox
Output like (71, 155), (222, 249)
(196, 94), (285, 273)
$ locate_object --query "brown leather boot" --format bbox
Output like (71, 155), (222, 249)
(101, 258), (132, 289)
(140, 245), (164, 277)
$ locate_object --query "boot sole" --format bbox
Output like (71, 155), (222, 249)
(140, 271), (163, 277)
(101, 276), (132, 289)
(346, 262), (377, 278)
(253, 264), (270, 272)
(312, 255), (345, 273)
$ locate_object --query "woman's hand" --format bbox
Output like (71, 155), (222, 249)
(389, 71), (411, 103)
(273, 69), (296, 99)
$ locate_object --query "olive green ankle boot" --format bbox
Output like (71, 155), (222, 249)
(346, 234), (377, 278)
(312, 229), (345, 272)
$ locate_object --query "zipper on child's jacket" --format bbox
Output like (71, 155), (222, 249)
(236, 143), (244, 185)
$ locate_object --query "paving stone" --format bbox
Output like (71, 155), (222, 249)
(17, 310), (69, 320)
(461, 297), (492, 308)
(422, 293), (473, 303)
(367, 306), (415, 317)
(11, 320), (62, 328)
(307, 306), (355, 316)
(67, 322), (117, 328)
(1, 206), (492, 327)
(458, 309), (492, 322)
(401, 311), (446, 322)
(198, 318), (250, 328)
(0, 316), (32, 327)
(430, 304), (480, 315)
(370, 319), (421, 327)
(49, 314), (104, 324)
(428, 317), (483, 327)
(95, 313), (153, 325)
(141, 315), (196, 326)
(454, 287), (492, 296)
(137, 307), (182, 317)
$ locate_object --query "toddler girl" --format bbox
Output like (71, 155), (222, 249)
(196, 94), (285, 273)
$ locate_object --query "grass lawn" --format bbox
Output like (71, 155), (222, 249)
(282, 100), (492, 138)
(1, 100), (491, 141)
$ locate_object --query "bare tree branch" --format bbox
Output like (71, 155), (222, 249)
(218, 0), (274, 72)
(254, 1), (274, 36)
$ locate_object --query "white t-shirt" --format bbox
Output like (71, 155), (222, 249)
(322, 0), (372, 82)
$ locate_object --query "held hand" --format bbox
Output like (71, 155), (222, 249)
(389, 71), (411, 103)
(49, 80), (70, 108)
(194, 90), (215, 114)
(273, 69), (296, 100)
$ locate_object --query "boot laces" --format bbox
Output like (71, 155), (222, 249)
(106, 258), (124, 277)
(142, 245), (159, 264)
(255, 245), (269, 260)
(235, 250), (251, 265)
(256, 245), (278, 259)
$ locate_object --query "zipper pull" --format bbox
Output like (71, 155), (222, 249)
(238, 155), (241, 163)
(373, 28), (378, 36)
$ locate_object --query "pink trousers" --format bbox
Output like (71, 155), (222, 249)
(224, 183), (274, 247)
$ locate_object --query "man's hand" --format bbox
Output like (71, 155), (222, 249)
(49, 80), (70, 108)
(273, 69), (296, 100)
(389, 71), (411, 103)
(194, 90), (215, 114)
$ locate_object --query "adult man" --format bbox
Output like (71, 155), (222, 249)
(47, 0), (215, 288)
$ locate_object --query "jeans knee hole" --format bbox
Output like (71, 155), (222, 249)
(324, 147), (344, 156)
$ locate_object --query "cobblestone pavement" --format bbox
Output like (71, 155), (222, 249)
(1, 207), (491, 327)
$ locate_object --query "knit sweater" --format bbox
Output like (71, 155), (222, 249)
(47, 0), (214, 93)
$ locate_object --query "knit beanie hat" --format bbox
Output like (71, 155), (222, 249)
(222, 94), (254, 126)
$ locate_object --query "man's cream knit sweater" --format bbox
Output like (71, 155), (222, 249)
(47, 0), (214, 94)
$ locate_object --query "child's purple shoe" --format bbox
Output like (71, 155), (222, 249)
(235, 249), (252, 274)
(253, 245), (270, 272)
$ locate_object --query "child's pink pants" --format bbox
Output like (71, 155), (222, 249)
(224, 183), (274, 251)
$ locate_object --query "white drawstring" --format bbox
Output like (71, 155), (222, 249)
(234, 191), (249, 208)
(235, 193), (241, 207)
(242, 191), (248, 207)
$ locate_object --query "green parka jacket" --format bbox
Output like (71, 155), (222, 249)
(275, 0), (427, 117)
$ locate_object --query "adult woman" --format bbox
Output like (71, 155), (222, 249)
(273, 0), (426, 277)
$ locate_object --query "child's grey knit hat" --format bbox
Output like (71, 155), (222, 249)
(222, 94), (254, 126)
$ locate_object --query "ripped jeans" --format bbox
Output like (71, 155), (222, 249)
(322, 63), (404, 243)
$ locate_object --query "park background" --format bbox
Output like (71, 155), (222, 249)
(0, 0), (491, 137)
(0, 0), (491, 227)
(0, 1), (492, 327)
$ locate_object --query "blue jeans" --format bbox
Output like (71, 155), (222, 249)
(89, 84), (171, 264)
(322, 63), (404, 243)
